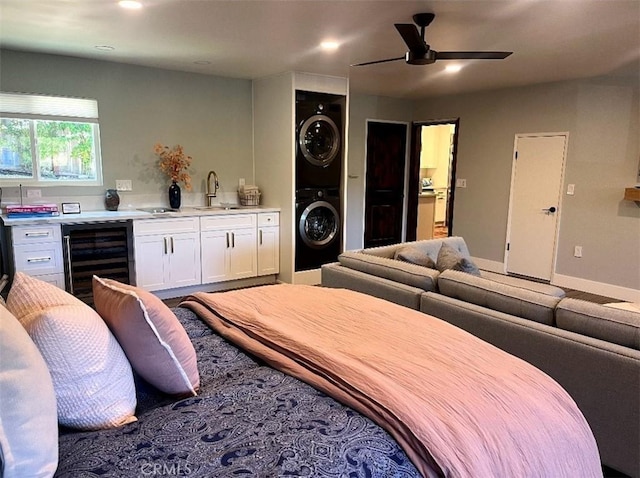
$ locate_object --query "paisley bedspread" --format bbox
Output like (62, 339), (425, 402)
(55, 307), (421, 478)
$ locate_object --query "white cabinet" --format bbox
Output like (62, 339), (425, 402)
(200, 214), (257, 284)
(257, 213), (280, 276)
(11, 224), (65, 288)
(134, 218), (201, 291)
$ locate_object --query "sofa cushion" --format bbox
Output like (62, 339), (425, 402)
(436, 270), (562, 325)
(362, 236), (472, 262)
(0, 304), (58, 478)
(394, 246), (436, 269)
(480, 271), (566, 298)
(556, 298), (640, 350)
(92, 276), (200, 396)
(338, 251), (439, 292)
(436, 243), (481, 275)
(6, 272), (137, 430)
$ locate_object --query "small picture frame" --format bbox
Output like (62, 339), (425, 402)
(62, 202), (81, 214)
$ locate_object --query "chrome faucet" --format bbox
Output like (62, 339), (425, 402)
(206, 170), (219, 206)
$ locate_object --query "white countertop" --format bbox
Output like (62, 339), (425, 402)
(1, 205), (280, 226)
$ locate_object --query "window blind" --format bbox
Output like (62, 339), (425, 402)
(0, 92), (99, 121)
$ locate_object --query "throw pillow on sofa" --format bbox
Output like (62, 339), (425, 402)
(394, 246), (436, 269)
(436, 243), (481, 276)
(0, 303), (58, 478)
(6, 272), (137, 430)
(92, 276), (200, 396)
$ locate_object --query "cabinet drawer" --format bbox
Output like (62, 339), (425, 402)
(134, 217), (199, 235)
(12, 224), (61, 245)
(14, 243), (64, 276)
(200, 214), (256, 231)
(258, 213), (279, 227)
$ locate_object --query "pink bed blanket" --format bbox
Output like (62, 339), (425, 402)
(183, 284), (602, 477)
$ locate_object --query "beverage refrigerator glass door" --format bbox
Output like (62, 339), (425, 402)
(61, 220), (134, 305)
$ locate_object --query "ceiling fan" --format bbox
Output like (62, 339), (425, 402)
(352, 13), (512, 67)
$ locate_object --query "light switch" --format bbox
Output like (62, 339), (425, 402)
(567, 184), (575, 195)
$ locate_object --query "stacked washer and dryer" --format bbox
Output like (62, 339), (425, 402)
(294, 90), (345, 272)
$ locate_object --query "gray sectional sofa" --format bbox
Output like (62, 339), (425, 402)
(321, 237), (640, 477)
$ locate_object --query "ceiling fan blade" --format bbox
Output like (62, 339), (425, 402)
(435, 51), (513, 60)
(350, 56), (405, 67)
(394, 23), (427, 53)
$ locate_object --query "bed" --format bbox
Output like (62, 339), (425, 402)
(54, 283), (602, 477)
(55, 305), (419, 477)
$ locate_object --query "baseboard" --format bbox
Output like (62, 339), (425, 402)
(552, 274), (640, 303)
(293, 269), (321, 285)
(472, 257), (639, 302)
(152, 275), (277, 300)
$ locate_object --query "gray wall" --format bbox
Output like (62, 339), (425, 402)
(413, 76), (640, 291)
(0, 50), (254, 203)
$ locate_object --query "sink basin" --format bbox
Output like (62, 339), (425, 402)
(137, 207), (179, 214)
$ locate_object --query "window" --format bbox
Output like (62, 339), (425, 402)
(0, 92), (103, 186)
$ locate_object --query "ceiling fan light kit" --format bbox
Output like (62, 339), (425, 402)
(352, 12), (512, 67)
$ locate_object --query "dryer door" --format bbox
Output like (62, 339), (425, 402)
(299, 200), (339, 249)
(298, 115), (340, 167)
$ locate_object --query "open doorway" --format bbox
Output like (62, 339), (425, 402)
(406, 119), (459, 241)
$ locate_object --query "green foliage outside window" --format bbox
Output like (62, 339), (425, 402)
(0, 117), (99, 182)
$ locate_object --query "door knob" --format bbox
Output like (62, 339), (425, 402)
(542, 206), (557, 214)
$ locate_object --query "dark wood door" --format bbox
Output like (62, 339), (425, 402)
(364, 121), (407, 248)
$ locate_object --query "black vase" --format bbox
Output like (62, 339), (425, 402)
(105, 189), (120, 211)
(168, 181), (181, 209)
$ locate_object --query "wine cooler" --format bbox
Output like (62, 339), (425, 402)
(62, 220), (134, 305)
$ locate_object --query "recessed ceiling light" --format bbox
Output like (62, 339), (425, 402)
(95, 45), (115, 51)
(118, 1), (143, 9)
(320, 41), (339, 51)
(445, 64), (462, 73)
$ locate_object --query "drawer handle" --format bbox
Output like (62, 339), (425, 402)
(25, 232), (50, 238)
(226, 232), (230, 248)
(27, 256), (52, 263)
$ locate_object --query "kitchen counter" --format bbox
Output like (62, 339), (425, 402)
(1, 205), (280, 226)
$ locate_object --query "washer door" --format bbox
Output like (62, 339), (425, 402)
(298, 114), (340, 167)
(299, 200), (339, 249)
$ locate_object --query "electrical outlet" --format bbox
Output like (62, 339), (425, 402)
(456, 178), (467, 188)
(116, 180), (132, 191)
(567, 184), (575, 195)
(574, 246), (583, 258)
(26, 189), (41, 198)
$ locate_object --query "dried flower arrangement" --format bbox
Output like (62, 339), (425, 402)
(154, 143), (192, 191)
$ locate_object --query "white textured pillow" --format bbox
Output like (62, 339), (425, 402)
(0, 304), (58, 477)
(6, 272), (137, 430)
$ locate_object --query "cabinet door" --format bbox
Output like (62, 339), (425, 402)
(134, 235), (169, 291)
(201, 230), (229, 284)
(167, 232), (201, 288)
(258, 226), (279, 275)
(228, 228), (257, 280)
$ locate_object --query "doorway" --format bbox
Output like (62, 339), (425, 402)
(505, 133), (568, 281)
(363, 121), (408, 248)
(406, 119), (459, 242)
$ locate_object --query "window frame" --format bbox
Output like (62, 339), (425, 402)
(0, 92), (104, 187)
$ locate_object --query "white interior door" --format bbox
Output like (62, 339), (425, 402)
(506, 134), (567, 281)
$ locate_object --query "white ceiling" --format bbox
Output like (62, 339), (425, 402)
(1, 0), (639, 99)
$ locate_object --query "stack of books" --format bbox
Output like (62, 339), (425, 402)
(4, 203), (60, 218)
